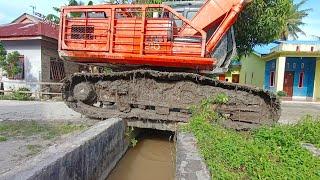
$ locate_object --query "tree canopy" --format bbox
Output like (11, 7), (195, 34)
(0, 44), (22, 78)
(0, 42), (6, 60)
(234, 0), (303, 55)
(280, 0), (311, 40)
(46, 0), (94, 24)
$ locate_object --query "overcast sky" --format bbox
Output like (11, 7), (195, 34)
(0, 0), (319, 40)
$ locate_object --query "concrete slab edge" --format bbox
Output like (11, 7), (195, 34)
(176, 131), (211, 180)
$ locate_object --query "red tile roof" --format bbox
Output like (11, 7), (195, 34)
(0, 22), (59, 40)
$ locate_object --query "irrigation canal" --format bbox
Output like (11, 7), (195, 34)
(107, 129), (175, 180)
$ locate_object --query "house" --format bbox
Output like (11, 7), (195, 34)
(0, 13), (80, 92)
(239, 52), (266, 88)
(217, 60), (241, 83)
(240, 40), (320, 101)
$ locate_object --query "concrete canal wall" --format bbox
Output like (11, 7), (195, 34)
(176, 131), (211, 180)
(1, 118), (128, 180)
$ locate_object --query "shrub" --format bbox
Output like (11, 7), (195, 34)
(12, 87), (32, 100)
(213, 92), (229, 105)
(0, 87), (34, 101)
(0, 135), (7, 142)
(277, 91), (287, 97)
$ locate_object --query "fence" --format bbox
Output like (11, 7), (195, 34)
(0, 81), (63, 100)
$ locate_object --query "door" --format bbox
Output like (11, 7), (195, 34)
(283, 71), (294, 97)
(232, 74), (240, 83)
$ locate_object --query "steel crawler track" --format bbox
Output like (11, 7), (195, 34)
(63, 70), (281, 130)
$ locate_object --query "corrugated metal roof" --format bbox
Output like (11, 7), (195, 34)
(0, 22), (59, 40)
(253, 42), (280, 55)
(11, 13), (42, 24)
(276, 40), (320, 45)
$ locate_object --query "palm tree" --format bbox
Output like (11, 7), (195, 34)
(280, 0), (311, 40)
(46, 0), (93, 24)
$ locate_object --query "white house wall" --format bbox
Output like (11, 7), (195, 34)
(2, 39), (42, 92)
(271, 44), (320, 52)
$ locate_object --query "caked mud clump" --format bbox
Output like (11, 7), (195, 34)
(62, 70), (281, 130)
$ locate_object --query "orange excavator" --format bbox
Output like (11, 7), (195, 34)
(59, 0), (280, 129)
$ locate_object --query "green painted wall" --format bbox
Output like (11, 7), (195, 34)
(313, 58), (320, 100)
(239, 53), (266, 88)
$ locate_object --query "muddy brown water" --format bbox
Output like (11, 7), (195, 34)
(107, 130), (175, 180)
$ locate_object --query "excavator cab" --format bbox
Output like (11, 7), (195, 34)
(164, 1), (237, 74)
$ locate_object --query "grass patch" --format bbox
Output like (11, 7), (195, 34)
(0, 121), (89, 140)
(0, 87), (35, 101)
(0, 135), (7, 142)
(26, 144), (43, 156)
(184, 99), (320, 179)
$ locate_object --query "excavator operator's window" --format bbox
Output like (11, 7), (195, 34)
(186, 11), (197, 20)
(87, 12), (107, 18)
(66, 12), (85, 18)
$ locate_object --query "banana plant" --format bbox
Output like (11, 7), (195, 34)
(46, 0), (94, 24)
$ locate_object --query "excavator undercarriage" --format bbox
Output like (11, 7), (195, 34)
(63, 70), (280, 130)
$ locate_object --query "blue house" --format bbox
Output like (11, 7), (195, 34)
(240, 40), (320, 101)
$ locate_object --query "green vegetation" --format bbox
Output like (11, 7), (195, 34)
(234, 0), (309, 55)
(0, 135), (7, 142)
(0, 50), (22, 78)
(103, 67), (113, 75)
(184, 96), (320, 179)
(0, 87), (34, 101)
(46, 0), (94, 24)
(0, 121), (89, 140)
(126, 126), (138, 147)
(0, 42), (6, 61)
(277, 90), (288, 97)
(213, 92), (229, 105)
(280, 0), (311, 40)
(26, 144), (43, 156)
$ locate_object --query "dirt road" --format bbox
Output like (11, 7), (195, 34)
(0, 100), (82, 122)
(279, 101), (320, 124)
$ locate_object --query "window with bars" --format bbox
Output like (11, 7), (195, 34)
(50, 58), (65, 81)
